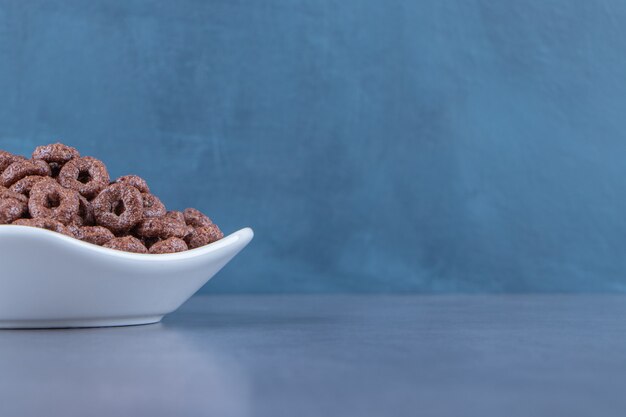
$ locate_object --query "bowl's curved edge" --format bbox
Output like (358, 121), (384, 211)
(0, 225), (254, 263)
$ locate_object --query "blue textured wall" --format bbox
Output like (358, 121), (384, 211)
(1, 1), (625, 292)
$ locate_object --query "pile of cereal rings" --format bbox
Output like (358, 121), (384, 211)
(0, 143), (223, 254)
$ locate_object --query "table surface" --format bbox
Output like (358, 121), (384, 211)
(1, 295), (626, 417)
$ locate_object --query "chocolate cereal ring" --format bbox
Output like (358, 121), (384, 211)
(92, 184), (143, 234)
(0, 151), (26, 174)
(186, 224), (224, 249)
(115, 175), (150, 193)
(66, 223), (81, 238)
(73, 226), (115, 246)
(0, 199), (26, 224)
(9, 175), (46, 198)
(135, 211), (188, 239)
(166, 210), (194, 237)
(0, 159), (51, 187)
(58, 156), (110, 199)
(28, 178), (80, 225)
(0, 186), (28, 204)
(165, 210), (186, 224)
(135, 217), (188, 239)
(71, 195), (95, 226)
(142, 193), (166, 218)
(32, 143), (80, 164)
(183, 207), (214, 228)
(32, 143), (80, 177)
(103, 236), (148, 253)
(165, 210), (195, 239)
(149, 237), (188, 254)
(12, 218), (73, 236)
(0, 187), (28, 224)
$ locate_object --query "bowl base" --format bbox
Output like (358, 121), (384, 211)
(0, 315), (164, 329)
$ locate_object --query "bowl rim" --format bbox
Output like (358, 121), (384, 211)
(0, 225), (253, 263)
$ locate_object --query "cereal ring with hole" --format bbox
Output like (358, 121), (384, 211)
(73, 226), (115, 246)
(142, 193), (166, 218)
(28, 178), (80, 225)
(134, 215), (188, 239)
(12, 218), (73, 236)
(58, 156), (110, 199)
(92, 184), (143, 235)
(185, 224), (224, 249)
(71, 195), (95, 226)
(183, 207), (214, 228)
(149, 237), (188, 254)
(115, 175), (150, 193)
(103, 236), (148, 253)
(0, 151), (26, 174)
(9, 175), (46, 198)
(0, 159), (51, 187)
(32, 143), (80, 164)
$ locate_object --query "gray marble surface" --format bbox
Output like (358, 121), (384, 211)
(1, 295), (626, 417)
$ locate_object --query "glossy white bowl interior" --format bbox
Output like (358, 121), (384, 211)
(0, 225), (253, 328)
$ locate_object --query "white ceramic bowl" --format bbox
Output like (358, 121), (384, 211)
(0, 225), (253, 328)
